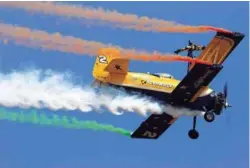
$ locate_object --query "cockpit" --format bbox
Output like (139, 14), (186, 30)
(147, 72), (174, 79)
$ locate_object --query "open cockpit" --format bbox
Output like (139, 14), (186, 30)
(147, 72), (174, 79)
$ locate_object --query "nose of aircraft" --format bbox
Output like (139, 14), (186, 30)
(224, 101), (232, 108)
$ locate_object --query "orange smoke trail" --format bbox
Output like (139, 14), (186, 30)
(0, 23), (211, 65)
(98, 48), (211, 65)
(0, 2), (232, 34)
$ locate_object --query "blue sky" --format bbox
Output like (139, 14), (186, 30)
(0, 1), (249, 168)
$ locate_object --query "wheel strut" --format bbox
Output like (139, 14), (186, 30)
(188, 116), (199, 139)
(193, 116), (197, 130)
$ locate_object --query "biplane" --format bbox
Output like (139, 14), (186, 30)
(91, 31), (245, 140)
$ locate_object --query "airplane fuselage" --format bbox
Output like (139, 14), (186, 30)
(90, 31), (244, 140)
(94, 71), (219, 114)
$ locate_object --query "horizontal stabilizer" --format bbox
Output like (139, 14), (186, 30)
(104, 58), (129, 74)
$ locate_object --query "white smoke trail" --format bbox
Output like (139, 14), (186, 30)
(0, 69), (203, 117)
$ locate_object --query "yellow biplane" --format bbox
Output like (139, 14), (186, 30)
(91, 31), (244, 140)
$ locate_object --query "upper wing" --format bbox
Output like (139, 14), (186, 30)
(189, 31), (245, 70)
(104, 58), (129, 74)
(172, 31), (245, 104)
(131, 113), (178, 139)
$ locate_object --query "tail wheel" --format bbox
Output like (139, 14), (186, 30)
(204, 112), (215, 122)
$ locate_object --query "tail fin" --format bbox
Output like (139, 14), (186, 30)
(92, 48), (129, 78)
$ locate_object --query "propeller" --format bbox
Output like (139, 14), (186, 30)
(221, 82), (232, 126)
(222, 82), (232, 109)
(223, 82), (228, 98)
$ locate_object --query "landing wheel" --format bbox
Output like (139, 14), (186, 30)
(188, 129), (199, 139)
(204, 112), (215, 122)
(188, 116), (199, 139)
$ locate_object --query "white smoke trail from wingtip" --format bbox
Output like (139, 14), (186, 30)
(0, 69), (204, 117)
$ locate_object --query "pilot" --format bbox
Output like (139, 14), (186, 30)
(174, 41), (206, 54)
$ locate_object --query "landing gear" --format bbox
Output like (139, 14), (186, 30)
(204, 112), (215, 122)
(203, 106), (216, 123)
(188, 116), (199, 139)
(188, 129), (199, 139)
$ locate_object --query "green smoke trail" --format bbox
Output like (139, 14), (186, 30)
(0, 108), (132, 137)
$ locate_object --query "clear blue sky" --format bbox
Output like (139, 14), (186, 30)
(0, 1), (249, 168)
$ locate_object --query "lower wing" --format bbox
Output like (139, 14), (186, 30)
(131, 113), (178, 139)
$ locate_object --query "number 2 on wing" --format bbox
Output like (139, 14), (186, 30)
(143, 131), (157, 138)
(98, 55), (107, 64)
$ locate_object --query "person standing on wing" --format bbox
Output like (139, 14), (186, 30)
(174, 40), (206, 55)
